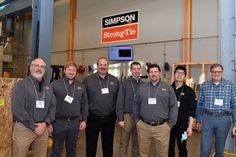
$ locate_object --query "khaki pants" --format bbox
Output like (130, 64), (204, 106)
(12, 122), (48, 157)
(119, 113), (139, 157)
(136, 120), (170, 157)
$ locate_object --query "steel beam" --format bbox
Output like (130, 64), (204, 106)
(220, 0), (236, 152)
(31, 0), (54, 82)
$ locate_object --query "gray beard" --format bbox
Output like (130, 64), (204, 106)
(32, 72), (44, 80)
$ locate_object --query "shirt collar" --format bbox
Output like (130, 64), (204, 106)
(210, 78), (226, 86)
(29, 75), (44, 83)
(130, 76), (140, 83)
(150, 81), (159, 86)
(96, 72), (108, 79)
(172, 81), (185, 89)
(63, 76), (75, 84)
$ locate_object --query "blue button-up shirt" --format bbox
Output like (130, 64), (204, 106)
(196, 78), (236, 126)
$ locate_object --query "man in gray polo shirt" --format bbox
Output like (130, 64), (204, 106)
(11, 58), (56, 157)
(116, 61), (144, 157)
(133, 64), (178, 157)
(84, 57), (119, 157)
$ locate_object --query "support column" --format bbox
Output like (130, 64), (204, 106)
(31, 0), (54, 82)
(220, 0), (236, 152)
(67, 0), (76, 62)
(183, 0), (192, 78)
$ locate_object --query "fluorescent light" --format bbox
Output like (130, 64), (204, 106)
(0, 3), (9, 10)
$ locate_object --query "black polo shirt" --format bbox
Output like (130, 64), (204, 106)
(171, 82), (197, 125)
(51, 77), (88, 121)
(83, 73), (119, 117)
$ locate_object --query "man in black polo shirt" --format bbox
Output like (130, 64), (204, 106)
(168, 66), (197, 157)
(50, 62), (88, 157)
(84, 57), (119, 157)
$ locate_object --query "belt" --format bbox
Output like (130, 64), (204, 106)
(56, 116), (78, 121)
(204, 110), (231, 117)
(89, 112), (116, 119)
(141, 117), (166, 126)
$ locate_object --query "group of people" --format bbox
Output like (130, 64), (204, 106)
(11, 57), (236, 157)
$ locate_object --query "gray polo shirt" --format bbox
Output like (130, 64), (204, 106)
(83, 73), (119, 116)
(11, 75), (56, 130)
(51, 77), (88, 121)
(116, 76), (144, 121)
(133, 81), (178, 128)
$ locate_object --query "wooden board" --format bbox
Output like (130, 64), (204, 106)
(0, 78), (21, 157)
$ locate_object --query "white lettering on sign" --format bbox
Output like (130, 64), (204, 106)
(104, 29), (136, 39)
(104, 14), (136, 26)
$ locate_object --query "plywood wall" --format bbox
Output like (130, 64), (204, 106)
(0, 78), (20, 157)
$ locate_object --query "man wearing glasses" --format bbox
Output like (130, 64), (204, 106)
(168, 66), (196, 157)
(196, 63), (236, 157)
(11, 58), (56, 157)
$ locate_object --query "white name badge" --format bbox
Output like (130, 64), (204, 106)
(214, 99), (223, 106)
(36, 100), (45, 108)
(64, 95), (74, 104)
(177, 101), (180, 107)
(101, 88), (109, 94)
(148, 98), (156, 105)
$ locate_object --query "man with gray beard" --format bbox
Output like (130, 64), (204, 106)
(11, 58), (56, 157)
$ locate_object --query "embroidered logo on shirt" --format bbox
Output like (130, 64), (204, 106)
(110, 82), (114, 85)
(77, 86), (82, 90)
(181, 92), (185, 95)
(162, 88), (167, 91)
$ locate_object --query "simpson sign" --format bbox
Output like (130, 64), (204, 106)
(101, 11), (139, 43)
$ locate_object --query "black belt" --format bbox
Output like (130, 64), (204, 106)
(56, 116), (78, 121)
(204, 110), (231, 117)
(89, 111), (116, 119)
(141, 117), (166, 126)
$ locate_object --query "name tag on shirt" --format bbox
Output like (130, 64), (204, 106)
(148, 98), (156, 105)
(101, 88), (109, 94)
(214, 99), (223, 106)
(36, 100), (45, 108)
(177, 101), (180, 107)
(64, 95), (74, 104)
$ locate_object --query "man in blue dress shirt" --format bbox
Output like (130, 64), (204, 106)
(196, 63), (236, 157)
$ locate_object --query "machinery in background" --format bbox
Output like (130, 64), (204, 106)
(50, 65), (64, 82)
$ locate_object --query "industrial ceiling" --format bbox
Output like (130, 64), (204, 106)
(0, 0), (31, 17)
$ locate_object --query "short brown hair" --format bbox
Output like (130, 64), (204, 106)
(64, 62), (77, 70)
(97, 57), (108, 65)
(130, 61), (141, 70)
(147, 64), (161, 73)
(210, 63), (223, 72)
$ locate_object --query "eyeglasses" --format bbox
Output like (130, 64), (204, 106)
(175, 71), (185, 75)
(211, 71), (222, 74)
(32, 64), (46, 69)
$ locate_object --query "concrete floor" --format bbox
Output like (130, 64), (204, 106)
(30, 125), (234, 157)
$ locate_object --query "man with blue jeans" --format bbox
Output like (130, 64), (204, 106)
(196, 63), (236, 157)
